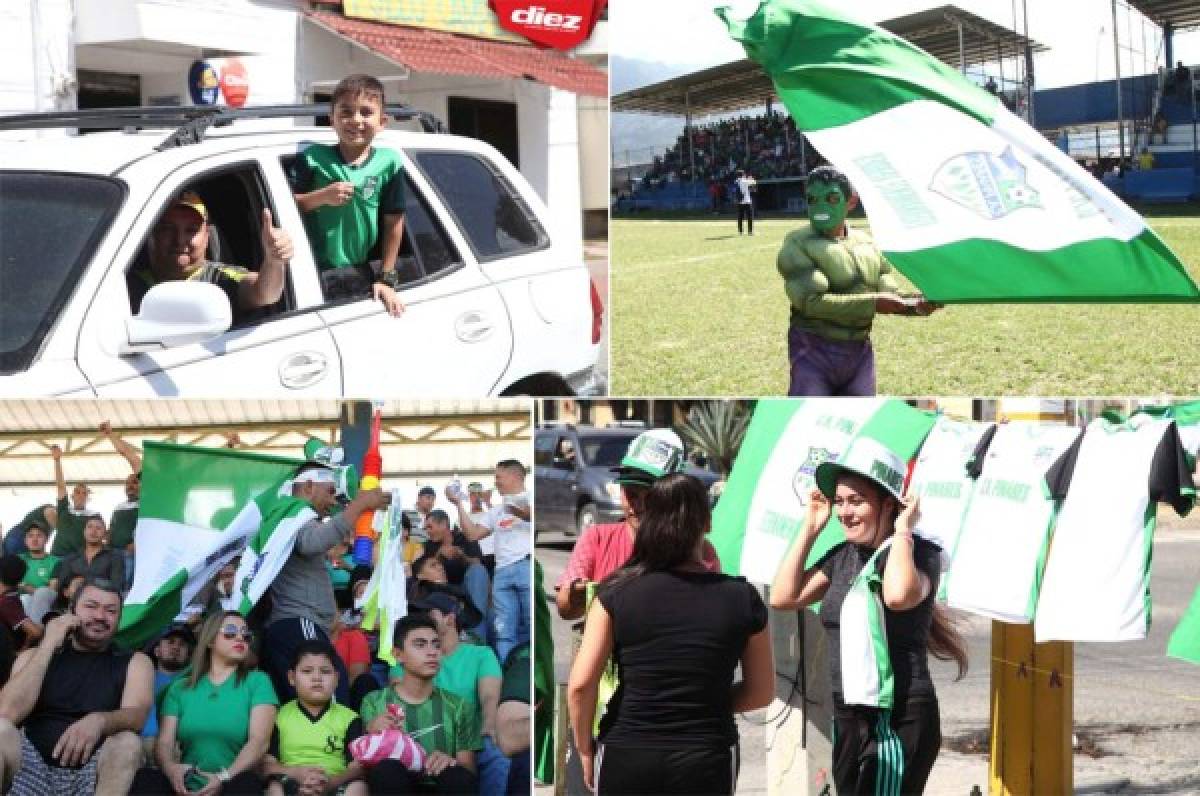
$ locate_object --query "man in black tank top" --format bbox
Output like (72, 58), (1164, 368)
(0, 578), (153, 795)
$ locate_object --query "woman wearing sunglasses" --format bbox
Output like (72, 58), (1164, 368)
(132, 611), (278, 794)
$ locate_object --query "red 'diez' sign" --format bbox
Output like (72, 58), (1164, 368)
(220, 59), (250, 108)
(490, 0), (606, 50)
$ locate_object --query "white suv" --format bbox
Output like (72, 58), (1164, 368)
(0, 106), (603, 397)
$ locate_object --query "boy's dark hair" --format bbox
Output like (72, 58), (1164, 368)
(0, 555), (27, 588)
(497, 459), (527, 477)
(411, 554), (437, 578)
(290, 638), (339, 670)
(331, 74), (386, 110)
(393, 614), (438, 649)
(807, 165), (854, 198)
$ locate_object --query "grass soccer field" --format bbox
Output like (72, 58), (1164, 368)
(610, 206), (1200, 396)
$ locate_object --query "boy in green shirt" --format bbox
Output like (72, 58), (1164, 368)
(264, 639), (366, 795)
(17, 521), (58, 595)
(360, 615), (480, 794)
(292, 73), (406, 318)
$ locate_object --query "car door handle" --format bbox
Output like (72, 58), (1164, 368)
(455, 312), (494, 343)
(279, 351), (329, 389)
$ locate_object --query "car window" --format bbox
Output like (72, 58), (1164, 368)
(281, 152), (463, 298)
(127, 163), (294, 329)
(534, 434), (556, 466)
(579, 436), (636, 468)
(411, 150), (549, 262)
(0, 172), (123, 375)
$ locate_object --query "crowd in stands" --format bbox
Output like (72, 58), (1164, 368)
(640, 111), (821, 197)
(0, 422), (532, 795)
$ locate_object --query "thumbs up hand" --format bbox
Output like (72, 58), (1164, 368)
(260, 208), (293, 265)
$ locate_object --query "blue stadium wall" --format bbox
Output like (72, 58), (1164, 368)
(1032, 74), (1158, 129)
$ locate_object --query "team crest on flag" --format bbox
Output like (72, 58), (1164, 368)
(930, 147), (1042, 220)
(793, 447), (834, 501)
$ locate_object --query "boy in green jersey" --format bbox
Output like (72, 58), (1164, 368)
(360, 615), (480, 794)
(264, 639), (366, 795)
(17, 521), (58, 596)
(292, 74), (406, 318)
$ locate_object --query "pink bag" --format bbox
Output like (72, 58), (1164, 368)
(348, 704), (425, 772)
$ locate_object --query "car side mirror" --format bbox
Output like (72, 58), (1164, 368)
(124, 281), (232, 352)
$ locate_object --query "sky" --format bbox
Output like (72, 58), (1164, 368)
(611, 0), (1200, 90)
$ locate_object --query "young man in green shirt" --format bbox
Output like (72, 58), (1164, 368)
(48, 445), (93, 557)
(292, 73), (406, 318)
(17, 521), (58, 596)
(100, 421), (142, 591)
(264, 639), (366, 796)
(395, 590), (508, 794)
(360, 615), (480, 794)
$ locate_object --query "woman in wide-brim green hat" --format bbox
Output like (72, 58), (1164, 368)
(771, 437), (968, 796)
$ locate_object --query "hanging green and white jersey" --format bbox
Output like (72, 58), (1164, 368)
(710, 399), (935, 584)
(944, 423), (1080, 623)
(1133, 401), (1200, 463)
(840, 539), (894, 708)
(907, 417), (995, 568)
(1035, 416), (1194, 642)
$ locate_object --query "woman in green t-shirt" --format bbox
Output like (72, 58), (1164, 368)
(131, 611), (278, 794)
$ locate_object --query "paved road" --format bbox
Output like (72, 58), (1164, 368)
(536, 514), (1200, 795)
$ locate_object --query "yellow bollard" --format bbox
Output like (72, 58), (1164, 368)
(988, 399), (1073, 796)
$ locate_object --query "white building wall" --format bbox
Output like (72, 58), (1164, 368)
(0, 0), (76, 137)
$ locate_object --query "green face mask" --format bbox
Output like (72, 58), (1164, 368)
(806, 179), (850, 233)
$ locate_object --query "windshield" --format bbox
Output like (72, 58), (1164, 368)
(0, 172), (123, 374)
(579, 434), (638, 468)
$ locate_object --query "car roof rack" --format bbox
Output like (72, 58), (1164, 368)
(0, 103), (446, 150)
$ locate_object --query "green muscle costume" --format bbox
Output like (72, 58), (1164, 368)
(776, 224), (900, 342)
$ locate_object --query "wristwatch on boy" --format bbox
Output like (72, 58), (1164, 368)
(376, 269), (400, 290)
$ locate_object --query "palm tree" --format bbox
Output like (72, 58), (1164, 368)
(677, 401), (751, 476)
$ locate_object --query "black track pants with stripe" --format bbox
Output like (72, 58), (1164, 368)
(831, 696), (941, 795)
(595, 743), (740, 795)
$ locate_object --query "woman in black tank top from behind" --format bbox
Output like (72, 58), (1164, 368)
(566, 474), (776, 795)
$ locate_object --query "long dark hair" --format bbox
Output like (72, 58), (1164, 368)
(601, 473), (711, 593)
(838, 473), (969, 680)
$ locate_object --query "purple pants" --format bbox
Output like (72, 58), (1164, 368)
(787, 326), (876, 396)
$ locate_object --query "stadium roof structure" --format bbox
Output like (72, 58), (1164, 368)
(613, 4), (1046, 117)
(1124, 0), (1200, 30)
(0, 400), (530, 487)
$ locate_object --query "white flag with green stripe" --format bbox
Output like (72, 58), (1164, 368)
(717, 0), (1199, 303)
(710, 398), (935, 584)
(117, 441), (305, 649)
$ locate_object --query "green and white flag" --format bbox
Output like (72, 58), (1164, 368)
(717, 0), (1199, 303)
(117, 441), (306, 648)
(710, 398), (935, 584)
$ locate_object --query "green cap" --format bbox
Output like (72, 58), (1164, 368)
(613, 429), (686, 486)
(814, 437), (906, 501)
